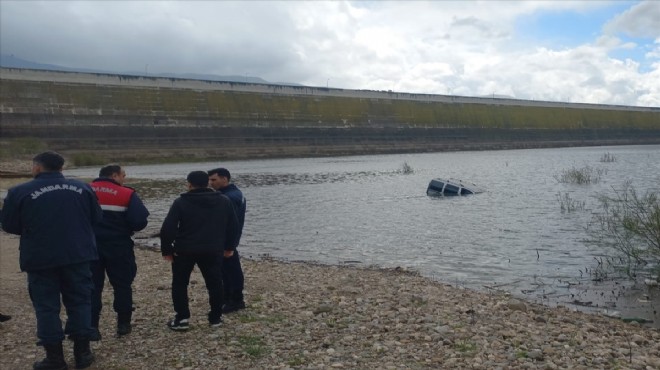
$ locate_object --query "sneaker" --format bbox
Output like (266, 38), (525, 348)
(209, 316), (223, 328)
(117, 322), (132, 336)
(167, 318), (189, 331)
(222, 301), (246, 314)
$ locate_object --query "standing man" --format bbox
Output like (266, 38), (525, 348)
(90, 164), (149, 339)
(208, 167), (246, 313)
(160, 171), (239, 330)
(1, 151), (102, 370)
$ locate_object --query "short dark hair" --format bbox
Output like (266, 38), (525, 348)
(99, 164), (122, 178)
(187, 171), (209, 188)
(208, 167), (231, 181)
(32, 151), (64, 171)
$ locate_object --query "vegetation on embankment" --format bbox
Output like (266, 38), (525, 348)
(1, 78), (658, 129)
(1, 71), (658, 166)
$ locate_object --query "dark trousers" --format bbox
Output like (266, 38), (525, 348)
(90, 240), (137, 327)
(27, 262), (94, 345)
(222, 250), (245, 302)
(171, 253), (223, 321)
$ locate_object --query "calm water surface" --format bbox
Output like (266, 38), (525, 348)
(66, 145), (660, 326)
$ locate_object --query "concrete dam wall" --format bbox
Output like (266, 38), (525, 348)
(1, 68), (659, 163)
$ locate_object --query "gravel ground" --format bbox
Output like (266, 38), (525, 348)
(0, 159), (33, 174)
(1, 233), (659, 370)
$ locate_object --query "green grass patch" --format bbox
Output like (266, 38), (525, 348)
(600, 152), (616, 163)
(454, 339), (477, 353)
(556, 192), (586, 213)
(251, 294), (263, 303)
(237, 312), (285, 324)
(287, 355), (306, 367)
(238, 335), (269, 358)
(400, 161), (414, 174)
(554, 165), (605, 184)
(69, 152), (108, 167)
(0, 138), (47, 159)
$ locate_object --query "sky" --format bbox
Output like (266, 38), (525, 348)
(1, 0), (659, 107)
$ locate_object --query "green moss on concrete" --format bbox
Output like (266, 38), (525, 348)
(1, 79), (658, 130)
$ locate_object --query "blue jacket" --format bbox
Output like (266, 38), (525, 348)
(218, 184), (246, 242)
(1, 172), (103, 271)
(90, 178), (149, 242)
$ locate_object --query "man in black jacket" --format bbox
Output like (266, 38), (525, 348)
(160, 171), (239, 330)
(2, 151), (102, 370)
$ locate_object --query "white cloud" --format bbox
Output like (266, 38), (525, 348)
(604, 0), (660, 39)
(0, 0), (657, 106)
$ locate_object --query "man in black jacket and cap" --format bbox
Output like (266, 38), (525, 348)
(160, 171), (239, 330)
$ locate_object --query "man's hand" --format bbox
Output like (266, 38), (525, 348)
(163, 255), (174, 262)
(223, 250), (234, 258)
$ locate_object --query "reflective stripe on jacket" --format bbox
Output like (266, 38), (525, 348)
(90, 178), (149, 242)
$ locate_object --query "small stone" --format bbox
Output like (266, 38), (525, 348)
(631, 334), (646, 345)
(507, 299), (528, 312)
(528, 349), (544, 360)
(434, 325), (452, 334)
(500, 330), (517, 339)
(313, 305), (333, 315)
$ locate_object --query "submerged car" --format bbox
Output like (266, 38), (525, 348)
(426, 178), (484, 196)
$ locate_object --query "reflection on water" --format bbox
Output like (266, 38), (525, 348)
(65, 145), (660, 326)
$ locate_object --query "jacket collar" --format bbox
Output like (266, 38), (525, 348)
(187, 188), (215, 194)
(35, 172), (64, 179)
(219, 183), (238, 193)
(92, 177), (121, 186)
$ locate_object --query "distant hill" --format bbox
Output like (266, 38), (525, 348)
(0, 54), (301, 86)
(0, 54), (91, 73)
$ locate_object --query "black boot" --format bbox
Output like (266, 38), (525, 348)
(33, 342), (68, 370)
(116, 312), (132, 336)
(89, 327), (102, 342)
(222, 291), (246, 314)
(73, 339), (94, 369)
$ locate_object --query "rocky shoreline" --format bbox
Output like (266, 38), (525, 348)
(1, 233), (659, 370)
(2, 157), (660, 369)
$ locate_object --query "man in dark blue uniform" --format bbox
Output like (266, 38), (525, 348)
(90, 165), (149, 339)
(208, 167), (246, 313)
(2, 151), (102, 370)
